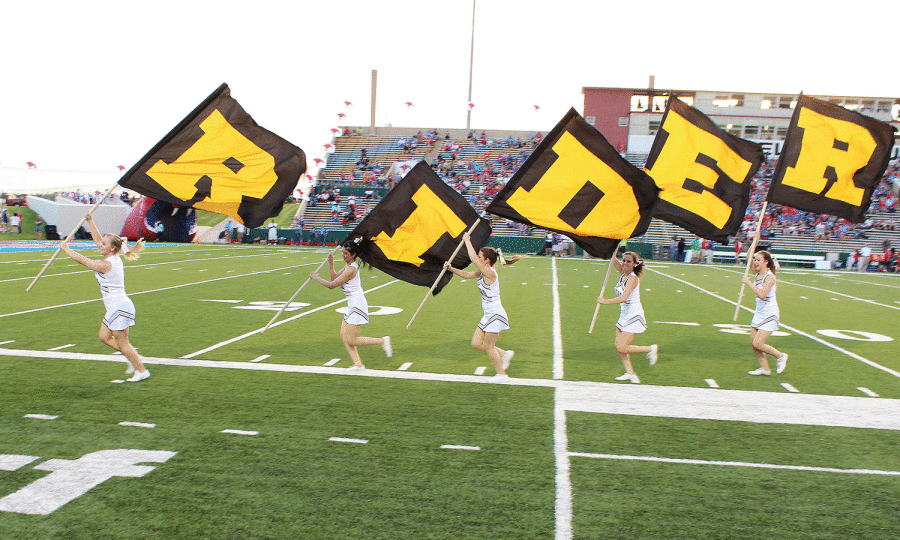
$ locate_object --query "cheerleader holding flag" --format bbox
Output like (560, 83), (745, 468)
(59, 214), (150, 381)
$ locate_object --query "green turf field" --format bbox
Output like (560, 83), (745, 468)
(1, 243), (898, 539)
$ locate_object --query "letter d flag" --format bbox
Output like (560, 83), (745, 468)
(486, 108), (659, 259)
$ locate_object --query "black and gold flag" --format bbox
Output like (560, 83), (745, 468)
(767, 94), (896, 223)
(486, 108), (659, 259)
(645, 96), (763, 243)
(118, 83), (306, 229)
(344, 161), (492, 295)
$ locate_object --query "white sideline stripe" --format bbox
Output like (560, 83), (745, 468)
(250, 355), (270, 363)
(329, 437), (368, 444)
(47, 344), (75, 351)
(0, 262), (313, 320)
(474, 366), (486, 375)
(858, 387), (880, 397)
(705, 379), (719, 388)
(221, 429), (258, 436)
(648, 268), (900, 379)
(119, 421), (155, 428)
(441, 445), (480, 451)
(551, 257), (563, 380)
(398, 362), (412, 371)
(3, 347), (899, 431)
(0, 340), (14, 345)
(24, 414), (57, 420)
(180, 280), (399, 358)
(324, 358), (341, 366)
(781, 383), (800, 393)
(568, 452), (900, 476)
(655, 321), (700, 326)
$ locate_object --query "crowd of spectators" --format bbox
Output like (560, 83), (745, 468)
(737, 161), (899, 242)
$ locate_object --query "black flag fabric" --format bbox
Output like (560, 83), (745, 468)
(644, 96), (764, 243)
(344, 161), (492, 295)
(767, 94), (896, 223)
(486, 108), (659, 259)
(118, 83), (306, 229)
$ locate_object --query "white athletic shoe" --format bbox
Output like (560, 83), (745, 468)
(647, 344), (658, 366)
(126, 370), (150, 382)
(615, 373), (640, 384)
(382, 336), (392, 358)
(501, 350), (515, 370)
(748, 368), (771, 376)
(347, 364), (366, 372)
(488, 374), (510, 383)
(776, 354), (788, 374)
(125, 363), (135, 375)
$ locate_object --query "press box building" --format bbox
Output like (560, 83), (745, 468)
(581, 81), (900, 162)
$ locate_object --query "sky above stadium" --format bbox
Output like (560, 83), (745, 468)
(1, 0), (896, 187)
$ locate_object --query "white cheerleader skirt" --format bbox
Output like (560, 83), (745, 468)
(616, 312), (647, 334)
(343, 294), (369, 326)
(102, 295), (136, 331)
(750, 311), (779, 332)
(477, 305), (510, 334)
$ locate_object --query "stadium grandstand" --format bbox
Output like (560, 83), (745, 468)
(292, 84), (900, 269)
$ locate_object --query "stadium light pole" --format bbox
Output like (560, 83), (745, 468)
(466, 0), (475, 130)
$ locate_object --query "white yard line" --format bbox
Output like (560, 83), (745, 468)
(180, 280), (400, 358)
(647, 268), (900, 379)
(551, 257), (564, 380)
(568, 452), (900, 476)
(0, 263), (313, 320)
(0, 250), (304, 285)
(710, 265), (900, 311)
(554, 388), (574, 540)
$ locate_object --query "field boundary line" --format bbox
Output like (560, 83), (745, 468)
(647, 267), (900, 379)
(181, 280), (400, 358)
(2, 347), (898, 429)
(567, 452), (900, 476)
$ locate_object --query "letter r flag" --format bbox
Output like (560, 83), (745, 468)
(767, 94), (896, 223)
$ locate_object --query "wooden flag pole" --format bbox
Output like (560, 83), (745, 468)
(588, 256), (617, 334)
(261, 244), (342, 333)
(733, 201), (768, 321)
(26, 182), (119, 292)
(406, 215), (485, 330)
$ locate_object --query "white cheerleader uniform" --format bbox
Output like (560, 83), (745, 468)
(750, 270), (779, 332)
(341, 262), (369, 325)
(95, 255), (135, 331)
(477, 272), (510, 333)
(615, 272), (646, 333)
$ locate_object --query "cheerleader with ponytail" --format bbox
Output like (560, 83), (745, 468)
(59, 213), (150, 382)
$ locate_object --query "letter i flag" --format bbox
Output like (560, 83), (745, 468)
(344, 161), (492, 296)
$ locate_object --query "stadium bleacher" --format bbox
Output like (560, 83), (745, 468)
(297, 126), (900, 267)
